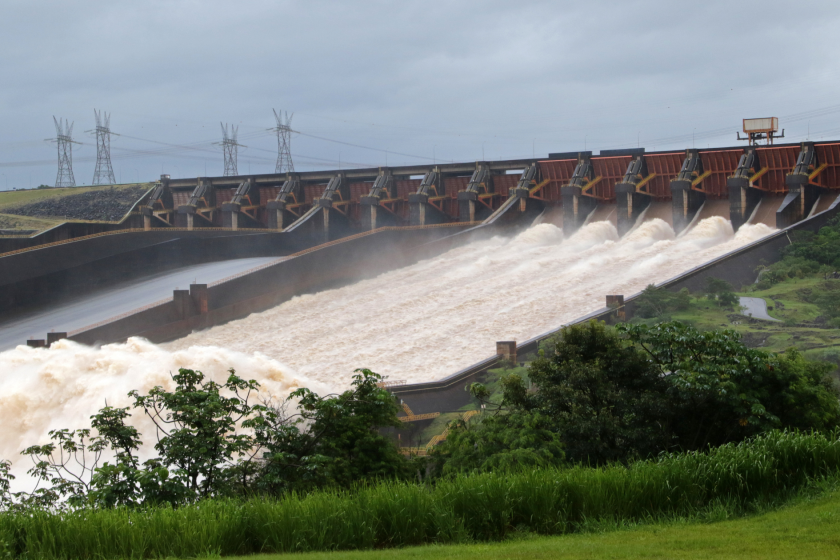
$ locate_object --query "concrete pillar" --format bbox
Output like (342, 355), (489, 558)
(186, 213), (194, 231)
(727, 179), (762, 231)
(47, 332), (67, 346)
(561, 186), (598, 236)
(143, 214), (151, 231)
(457, 192), (477, 222)
(606, 294), (625, 322)
(360, 198), (378, 230)
(615, 183), (651, 236)
(173, 289), (193, 320)
(496, 341), (517, 365)
(190, 284), (209, 314)
(670, 181), (705, 234)
(230, 211), (238, 231)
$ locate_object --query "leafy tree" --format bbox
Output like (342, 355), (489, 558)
(704, 277), (738, 307)
(619, 322), (840, 449)
(254, 369), (409, 495)
(433, 406), (564, 475)
(0, 460), (13, 510)
(504, 321), (673, 465)
(130, 368), (265, 500)
(635, 284), (690, 319)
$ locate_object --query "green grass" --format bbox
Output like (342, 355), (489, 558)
(0, 183), (151, 211)
(229, 487), (840, 559)
(661, 280), (840, 370)
(3, 430), (840, 559)
(0, 212), (62, 231)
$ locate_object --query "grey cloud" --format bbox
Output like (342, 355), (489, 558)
(2, 0), (840, 186)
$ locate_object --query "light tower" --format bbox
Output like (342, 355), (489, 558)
(218, 123), (244, 176)
(89, 109), (117, 185)
(47, 117), (80, 188)
(272, 109), (294, 173)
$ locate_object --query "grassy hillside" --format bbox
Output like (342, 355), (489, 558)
(665, 280), (840, 371)
(0, 183), (150, 210)
(228, 487), (840, 560)
(0, 183), (152, 232)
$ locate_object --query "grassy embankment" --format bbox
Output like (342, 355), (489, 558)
(2, 430), (839, 559)
(0, 183), (152, 232)
(230, 488), (840, 560)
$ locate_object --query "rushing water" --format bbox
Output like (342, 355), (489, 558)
(0, 216), (774, 479)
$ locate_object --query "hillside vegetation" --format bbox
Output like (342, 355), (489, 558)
(0, 183), (151, 231)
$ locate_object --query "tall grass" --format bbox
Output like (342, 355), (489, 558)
(2, 430), (840, 559)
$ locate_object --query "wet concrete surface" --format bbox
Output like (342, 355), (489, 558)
(739, 296), (781, 322)
(0, 257), (282, 350)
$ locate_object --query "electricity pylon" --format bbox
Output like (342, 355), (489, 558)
(216, 123), (245, 176)
(89, 109), (117, 185)
(46, 117), (81, 187)
(272, 109), (294, 173)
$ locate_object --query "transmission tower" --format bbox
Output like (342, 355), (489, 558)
(47, 117), (80, 188)
(218, 123), (243, 176)
(89, 109), (117, 185)
(272, 109), (294, 173)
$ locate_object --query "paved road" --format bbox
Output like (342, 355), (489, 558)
(0, 257), (283, 351)
(739, 296), (781, 322)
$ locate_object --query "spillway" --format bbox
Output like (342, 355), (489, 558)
(0, 215), (775, 479)
(164, 216), (773, 384)
(0, 257), (282, 351)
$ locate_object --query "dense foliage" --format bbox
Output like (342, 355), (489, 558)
(4, 368), (406, 509)
(436, 321), (840, 468)
(634, 284), (690, 319)
(757, 216), (840, 289)
(2, 430), (840, 558)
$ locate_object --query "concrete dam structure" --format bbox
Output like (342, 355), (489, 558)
(1, 137), (840, 466)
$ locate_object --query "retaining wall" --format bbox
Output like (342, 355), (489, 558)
(67, 225), (479, 346)
(0, 229), (322, 315)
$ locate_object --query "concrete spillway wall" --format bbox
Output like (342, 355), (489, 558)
(389, 193), (840, 415)
(62, 223), (479, 347)
(0, 229), (322, 315)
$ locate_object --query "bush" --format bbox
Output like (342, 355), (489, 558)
(2, 430), (840, 558)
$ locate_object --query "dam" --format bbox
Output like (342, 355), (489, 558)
(1, 135), (840, 470)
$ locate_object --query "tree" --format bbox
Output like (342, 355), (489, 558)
(635, 284), (690, 319)
(254, 369), (409, 495)
(618, 322), (840, 449)
(705, 277), (738, 307)
(130, 368), (265, 500)
(433, 406), (564, 476)
(504, 321), (674, 465)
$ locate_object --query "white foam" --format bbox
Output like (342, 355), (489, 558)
(0, 216), (775, 482)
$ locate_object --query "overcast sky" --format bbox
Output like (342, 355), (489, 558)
(2, 0), (840, 189)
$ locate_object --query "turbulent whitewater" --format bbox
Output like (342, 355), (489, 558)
(0, 216), (774, 469)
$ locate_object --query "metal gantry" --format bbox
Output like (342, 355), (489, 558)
(90, 109), (116, 185)
(272, 109), (294, 174)
(48, 117), (80, 188)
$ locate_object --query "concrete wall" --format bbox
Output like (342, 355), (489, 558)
(0, 229), (322, 315)
(67, 225), (478, 347)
